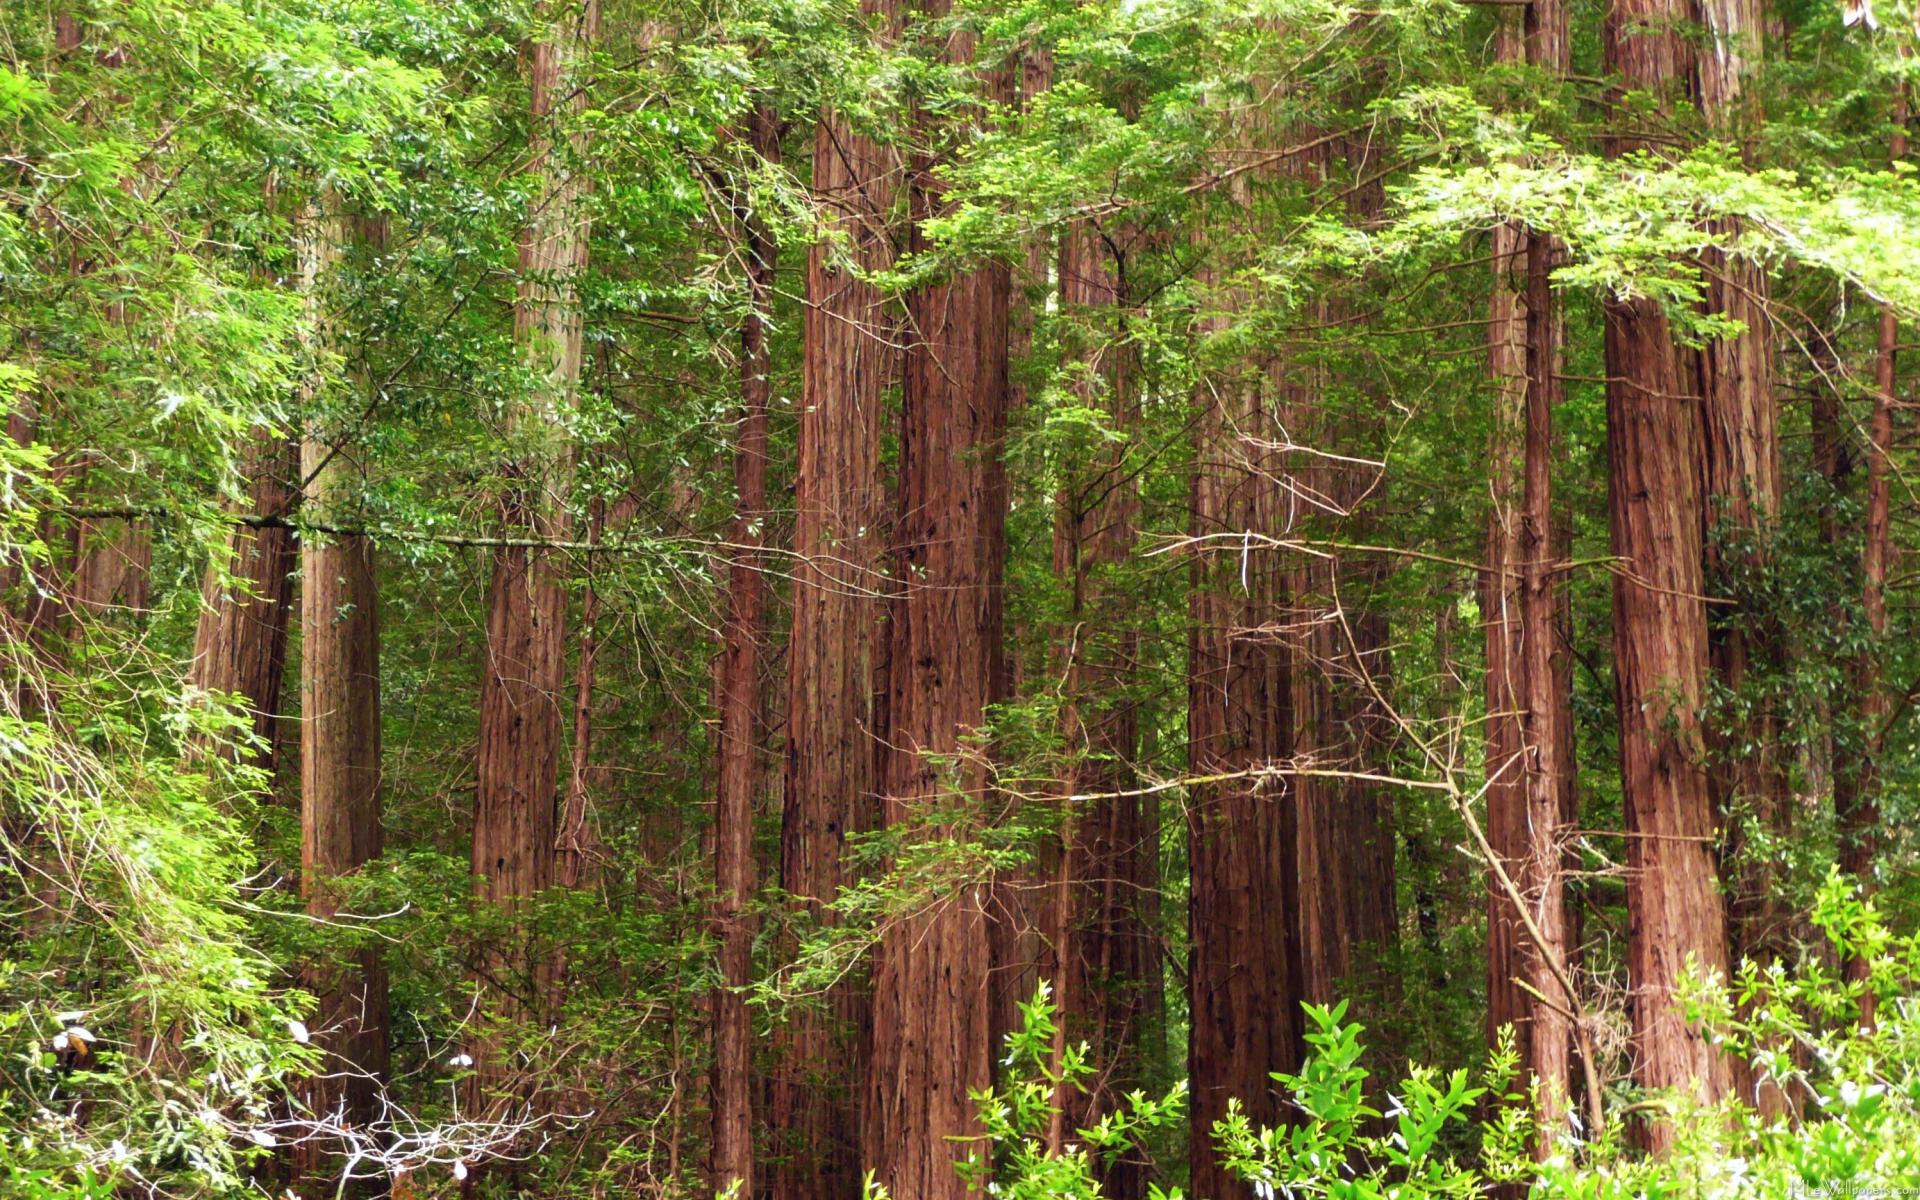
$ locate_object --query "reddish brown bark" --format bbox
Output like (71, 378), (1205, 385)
(863, 6), (1009, 1191)
(1693, 0), (1791, 1041)
(1690, 0), (1792, 1113)
(1187, 208), (1297, 1199)
(470, 0), (596, 1109)
(711, 100), (779, 1200)
(190, 434), (298, 767)
(770, 21), (897, 1194)
(1291, 139), (1398, 1020)
(1484, 207), (1530, 1068)
(1842, 95), (1906, 1020)
(1518, 218), (1574, 1146)
(1603, 0), (1735, 1143)
(1051, 220), (1155, 1200)
(68, 516), (149, 615)
(1485, 0), (1576, 1147)
(293, 202), (389, 1192)
(555, 501), (603, 893)
(987, 50), (1058, 1063)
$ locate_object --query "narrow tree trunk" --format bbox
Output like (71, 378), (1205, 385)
(1840, 94), (1905, 1026)
(1483, 201), (1530, 1067)
(1486, 0), (1576, 1149)
(293, 199), (389, 1192)
(1188, 172), (1297, 1197)
(771, 13), (897, 1191)
(190, 433), (299, 768)
(1603, 0), (1734, 1143)
(469, 0), (596, 1115)
(1291, 139), (1397, 1020)
(986, 49), (1058, 1062)
(1518, 213), (1573, 1149)
(711, 100), (778, 1200)
(1053, 219), (1152, 1200)
(864, 5), (1009, 1190)
(555, 498), (604, 893)
(1694, 0), (1791, 1066)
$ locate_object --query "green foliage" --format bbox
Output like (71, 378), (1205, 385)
(1214, 1000), (1510, 1200)
(5, 0), (1920, 1192)
(953, 981), (1189, 1200)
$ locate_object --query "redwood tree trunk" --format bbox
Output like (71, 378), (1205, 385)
(1603, 0), (1734, 1129)
(68, 515), (150, 616)
(1518, 208), (1573, 1148)
(771, 19), (897, 1194)
(987, 49), (1058, 1062)
(293, 201), (389, 1191)
(1487, 0), (1576, 1148)
(863, 6), (1009, 1191)
(1695, 0), (1791, 1045)
(190, 433), (299, 768)
(1483, 201), (1529, 1069)
(1187, 178), (1297, 1196)
(711, 100), (778, 1200)
(1841, 94), (1904, 1022)
(1053, 220), (1154, 1200)
(470, 0), (596, 1100)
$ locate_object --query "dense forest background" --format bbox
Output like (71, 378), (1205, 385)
(6, 0), (1920, 1195)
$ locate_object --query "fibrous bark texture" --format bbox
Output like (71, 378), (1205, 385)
(710, 100), (778, 1200)
(1187, 174), (1298, 1198)
(864, 6), (1009, 1192)
(1603, 0), (1735, 1142)
(293, 200), (389, 1190)
(470, 0), (596, 1106)
(771, 15), (897, 1193)
(472, 2), (595, 932)
(190, 432), (298, 768)
(1052, 219), (1156, 1200)
(1486, 0), (1577, 1149)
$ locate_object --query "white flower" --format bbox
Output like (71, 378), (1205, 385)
(287, 1020), (310, 1045)
(453, 1160), (470, 1182)
(249, 1129), (278, 1149)
(449, 1053), (475, 1069)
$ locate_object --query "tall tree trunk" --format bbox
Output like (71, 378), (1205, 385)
(1694, 0), (1790, 1062)
(68, 516), (150, 615)
(1052, 220), (1153, 1200)
(1517, 199), (1574, 1149)
(1487, 0), (1576, 1149)
(771, 13), (897, 1193)
(189, 434), (299, 768)
(987, 49), (1058, 1063)
(864, 5), (1009, 1192)
(1604, 0), (1734, 1135)
(1187, 169), (1298, 1198)
(712, 100), (778, 1200)
(1291, 141), (1397, 1020)
(1843, 92), (1905, 1020)
(1483, 197), (1530, 1073)
(469, 0), (596, 1097)
(292, 199), (389, 1192)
